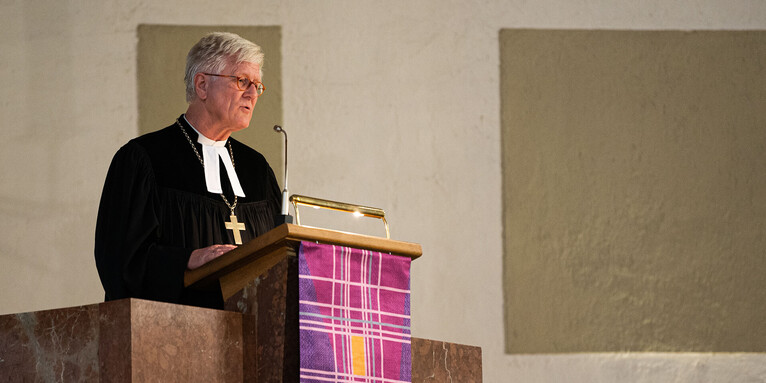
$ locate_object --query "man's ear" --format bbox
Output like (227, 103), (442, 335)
(194, 73), (208, 101)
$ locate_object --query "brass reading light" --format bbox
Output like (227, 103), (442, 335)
(289, 194), (390, 239)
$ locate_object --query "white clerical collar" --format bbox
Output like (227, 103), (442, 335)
(183, 116), (246, 197)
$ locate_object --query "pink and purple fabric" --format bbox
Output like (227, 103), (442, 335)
(298, 241), (412, 382)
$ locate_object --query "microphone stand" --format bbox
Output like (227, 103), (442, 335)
(273, 125), (293, 225)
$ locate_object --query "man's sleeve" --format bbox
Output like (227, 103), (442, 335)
(94, 142), (192, 303)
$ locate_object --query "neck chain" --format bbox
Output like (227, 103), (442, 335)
(176, 118), (238, 214)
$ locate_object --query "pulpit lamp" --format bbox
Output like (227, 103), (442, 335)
(289, 194), (390, 239)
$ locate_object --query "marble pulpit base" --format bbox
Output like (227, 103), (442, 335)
(0, 299), (482, 382)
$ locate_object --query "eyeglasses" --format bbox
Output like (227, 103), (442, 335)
(202, 73), (265, 95)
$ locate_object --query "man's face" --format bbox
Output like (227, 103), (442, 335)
(204, 60), (262, 133)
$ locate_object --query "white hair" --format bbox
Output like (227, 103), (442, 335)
(184, 32), (264, 102)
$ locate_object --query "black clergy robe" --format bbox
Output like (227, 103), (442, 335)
(95, 115), (281, 309)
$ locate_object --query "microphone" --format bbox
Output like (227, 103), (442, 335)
(273, 125), (293, 224)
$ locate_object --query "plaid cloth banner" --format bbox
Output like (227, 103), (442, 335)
(298, 241), (412, 383)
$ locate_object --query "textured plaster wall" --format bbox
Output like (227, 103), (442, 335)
(1, 1), (766, 382)
(137, 25), (285, 182)
(502, 30), (766, 353)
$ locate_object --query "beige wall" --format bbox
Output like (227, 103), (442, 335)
(501, 30), (766, 353)
(2, 1), (766, 382)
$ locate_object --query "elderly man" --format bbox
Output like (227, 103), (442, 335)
(95, 32), (281, 309)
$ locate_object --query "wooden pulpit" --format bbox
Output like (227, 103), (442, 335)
(185, 223), (422, 301)
(184, 223), (422, 382)
(0, 224), (482, 381)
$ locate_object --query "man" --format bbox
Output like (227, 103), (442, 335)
(95, 32), (281, 309)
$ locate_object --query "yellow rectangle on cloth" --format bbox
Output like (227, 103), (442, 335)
(351, 335), (366, 376)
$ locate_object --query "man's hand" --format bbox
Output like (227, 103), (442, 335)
(187, 244), (237, 270)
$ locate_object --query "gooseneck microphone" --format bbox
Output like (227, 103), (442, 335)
(273, 125), (292, 223)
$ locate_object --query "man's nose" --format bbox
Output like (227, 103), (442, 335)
(243, 83), (257, 97)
